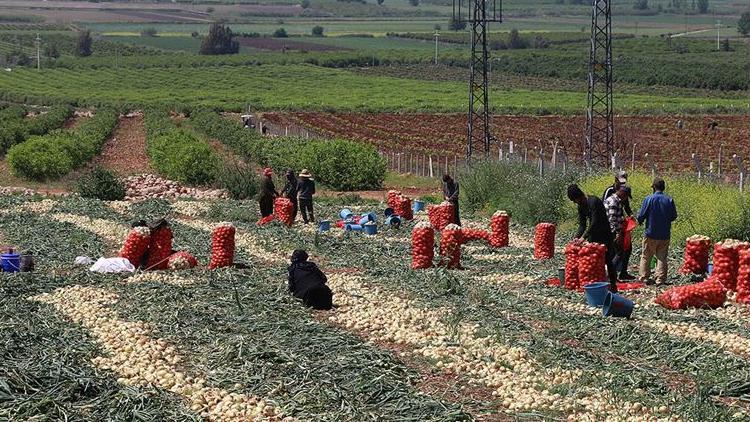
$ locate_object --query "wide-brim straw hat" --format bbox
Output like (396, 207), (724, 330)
(299, 169), (312, 178)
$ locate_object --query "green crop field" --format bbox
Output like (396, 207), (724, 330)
(1, 64), (748, 114)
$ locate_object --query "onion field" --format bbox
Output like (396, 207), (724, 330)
(2, 195), (750, 420)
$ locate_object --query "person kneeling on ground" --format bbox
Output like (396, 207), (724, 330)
(288, 249), (332, 310)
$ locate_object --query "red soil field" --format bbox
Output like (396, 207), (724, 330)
(263, 112), (750, 174)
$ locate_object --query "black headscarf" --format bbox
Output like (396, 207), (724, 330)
(291, 249), (309, 264)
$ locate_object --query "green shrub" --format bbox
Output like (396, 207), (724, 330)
(217, 163), (259, 200)
(579, 172), (750, 246)
(6, 136), (74, 180)
(460, 160), (581, 225)
(148, 129), (219, 185)
(76, 167), (126, 200)
(297, 139), (387, 191)
(6, 107), (117, 181)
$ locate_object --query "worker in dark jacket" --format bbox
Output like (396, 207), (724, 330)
(281, 169), (299, 222)
(442, 174), (461, 226)
(259, 168), (278, 218)
(603, 171), (635, 280)
(297, 169), (316, 224)
(287, 249), (332, 310)
(568, 184), (618, 292)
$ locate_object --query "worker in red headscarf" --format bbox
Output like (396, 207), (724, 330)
(259, 167), (278, 217)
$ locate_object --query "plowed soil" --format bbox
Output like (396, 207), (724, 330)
(92, 114), (152, 176)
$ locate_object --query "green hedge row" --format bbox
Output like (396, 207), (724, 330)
(0, 105), (73, 154)
(145, 108), (219, 185)
(7, 108), (118, 181)
(190, 109), (386, 191)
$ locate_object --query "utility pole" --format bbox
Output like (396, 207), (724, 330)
(35, 33), (41, 70)
(434, 30), (440, 65)
(716, 20), (721, 51)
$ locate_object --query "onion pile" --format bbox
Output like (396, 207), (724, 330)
(533, 223), (556, 260)
(713, 240), (750, 291)
(577, 242), (607, 286)
(735, 249), (750, 304)
(656, 278), (727, 310)
(439, 224), (463, 269)
(679, 235), (712, 275)
(563, 242), (582, 290)
(274, 197), (294, 226)
(209, 223), (236, 269)
(146, 224), (173, 271)
(489, 211), (509, 248)
(167, 251), (199, 271)
(394, 195), (413, 221)
(119, 226), (151, 268)
(411, 222), (435, 270)
(427, 202), (455, 231)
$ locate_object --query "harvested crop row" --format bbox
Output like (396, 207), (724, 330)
(30, 285), (288, 422)
(49, 213), (129, 244)
(124, 272), (197, 286)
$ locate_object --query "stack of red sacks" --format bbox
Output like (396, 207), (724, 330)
(411, 221), (435, 269)
(439, 224), (463, 269)
(209, 222), (236, 269)
(533, 223), (556, 260)
(679, 235), (712, 275)
(656, 278), (727, 310)
(712, 240), (750, 291)
(563, 241), (582, 290)
(577, 242), (607, 287)
(488, 211), (509, 248)
(274, 197), (294, 226)
(735, 249), (750, 304)
(427, 202), (455, 231)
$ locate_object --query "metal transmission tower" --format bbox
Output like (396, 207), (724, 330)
(453, 0), (501, 160)
(585, 0), (615, 169)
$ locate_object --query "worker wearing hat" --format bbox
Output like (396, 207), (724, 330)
(603, 170), (636, 280)
(297, 169), (316, 224)
(259, 168), (278, 218)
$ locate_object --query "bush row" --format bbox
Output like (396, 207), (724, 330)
(0, 105), (73, 154)
(7, 108), (118, 181)
(145, 108), (220, 186)
(190, 110), (386, 191)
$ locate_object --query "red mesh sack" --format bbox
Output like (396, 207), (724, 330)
(411, 221), (435, 270)
(655, 278), (727, 310)
(146, 224), (173, 270)
(119, 226), (150, 268)
(167, 251), (198, 271)
(489, 211), (509, 248)
(461, 226), (489, 244)
(439, 224), (463, 269)
(578, 242), (607, 287)
(563, 242), (582, 290)
(712, 240), (750, 291)
(533, 223), (556, 260)
(257, 215), (276, 226)
(387, 190), (401, 210)
(735, 249), (750, 304)
(274, 197), (294, 226)
(395, 195), (413, 221)
(209, 222), (236, 269)
(679, 235), (712, 275)
(428, 202), (455, 231)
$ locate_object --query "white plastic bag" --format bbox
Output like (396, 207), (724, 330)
(89, 257), (135, 273)
(75, 256), (94, 266)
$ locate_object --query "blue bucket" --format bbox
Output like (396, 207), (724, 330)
(707, 263), (714, 274)
(603, 292), (634, 318)
(583, 282), (611, 308)
(385, 215), (402, 227)
(339, 209), (354, 220)
(345, 224), (363, 232)
(1, 253), (21, 273)
(360, 213), (377, 225)
(384, 207), (394, 217)
(318, 220), (331, 232)
(364, 224), (377, 235)
(413, 200), (425, 212)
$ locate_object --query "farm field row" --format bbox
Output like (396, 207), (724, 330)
(263, 112), (750, 173)
(1, 65), (748, 114)
(3, 195), (750, 420)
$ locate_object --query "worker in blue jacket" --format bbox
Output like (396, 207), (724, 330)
(637, 177), (678, 285)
